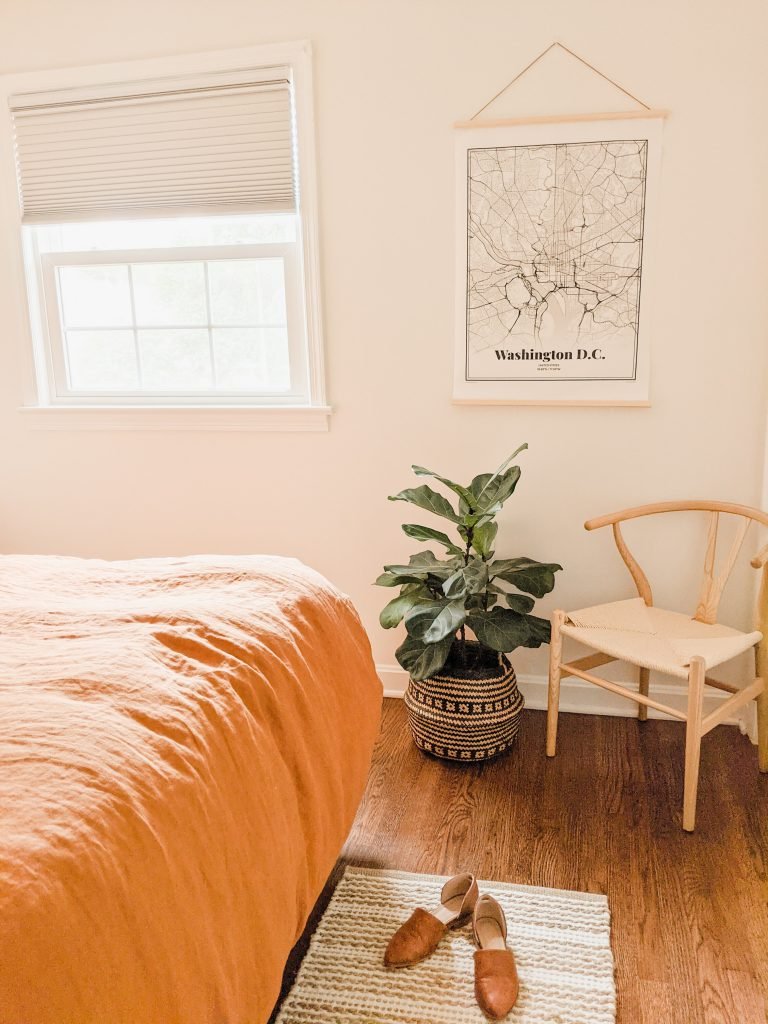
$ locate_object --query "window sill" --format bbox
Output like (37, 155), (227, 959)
(18, 404), (332, 432)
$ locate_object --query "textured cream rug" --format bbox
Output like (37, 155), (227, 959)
(276, 865), (616, 1024)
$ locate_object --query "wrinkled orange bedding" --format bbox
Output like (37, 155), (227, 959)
(0, 555), (381, 1024)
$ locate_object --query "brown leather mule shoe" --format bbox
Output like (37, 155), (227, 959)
(473, 894), (519, 1020)
(384, 873), (479, 968)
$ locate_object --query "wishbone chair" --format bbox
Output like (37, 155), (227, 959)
(546, 501), (768, 831)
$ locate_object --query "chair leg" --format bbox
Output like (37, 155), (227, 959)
(547, 610), (565, 757)
(757, 684), (768, 773)
(752, 641), (767, 773)
(638, 666), (650, 721)
(683, 656), (706, 832)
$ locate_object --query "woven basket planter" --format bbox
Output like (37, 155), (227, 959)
(404, 645), (524, 762)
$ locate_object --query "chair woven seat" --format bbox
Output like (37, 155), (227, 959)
(562, 597), (762, 679)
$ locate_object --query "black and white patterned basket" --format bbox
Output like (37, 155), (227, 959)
(404, 650), (524, 762)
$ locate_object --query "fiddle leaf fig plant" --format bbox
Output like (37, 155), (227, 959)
(375, 445), (562, 680)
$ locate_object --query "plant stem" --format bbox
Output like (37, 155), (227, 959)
(460, 527), (473, 668)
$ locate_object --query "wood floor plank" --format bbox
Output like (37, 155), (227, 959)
(275, 700), (768, 1024)
(639, 980), (675, 1024)
(727, 970), (767, 1024)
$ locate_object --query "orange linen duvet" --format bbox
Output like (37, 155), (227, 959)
(0, 554), (382, 1024)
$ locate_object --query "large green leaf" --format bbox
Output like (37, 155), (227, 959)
(504, 566), (560, 597)
(379, 591), (429, 629)
(468, 444), (527, 506)
(504, 592), (535, 614)
(374, 571), (425, 588)
(383, 550), (459, 581)
(410, 550), (457, 567)
(442, 560), (489, 599)
(389, 485), (460, 523)
(491, 557), (562, 598)
(470, 466), (521, 514)
(400, 582), (428, 595)
(411, 466), (475, 506)
(487, 558), (522, 577)
(402, 523), (463, 555)
(522, 614), (551, 647)
(467, 607), (532, 652)
(405, 599), (466, 644)
(395, 634), (453, 681)
(491, 555), (562, 575)
(466, 473), (492, 501)
(471, 520), (498, 558)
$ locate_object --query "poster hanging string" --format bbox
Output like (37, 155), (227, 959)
(470, 41), (652, 121)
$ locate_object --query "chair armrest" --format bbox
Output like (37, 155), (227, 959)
(584, 516), (608, 531)
(751, 542), (768, 569)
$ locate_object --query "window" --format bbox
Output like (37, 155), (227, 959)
(34, 218), (303, 403)
(4, 44), (327, 426)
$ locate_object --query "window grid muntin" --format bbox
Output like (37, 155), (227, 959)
(202, 259), (216, 388)
(126, 262), (142, 387)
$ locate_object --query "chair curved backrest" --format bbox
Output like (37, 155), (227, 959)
(584, 501), (768, 625)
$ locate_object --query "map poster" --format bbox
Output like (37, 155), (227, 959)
(454, 116), (663, 405)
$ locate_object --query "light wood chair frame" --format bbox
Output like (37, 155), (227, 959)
(546, 500), (768, 831)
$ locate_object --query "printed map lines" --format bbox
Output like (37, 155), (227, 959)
(465, 138), (648, 381)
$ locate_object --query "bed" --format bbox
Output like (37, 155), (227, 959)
(0, 554), (382, 1024)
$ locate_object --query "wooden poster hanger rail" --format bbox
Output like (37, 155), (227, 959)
(454, 41), (668, 129)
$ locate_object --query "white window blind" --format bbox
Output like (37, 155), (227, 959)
(9, 67), (297, 223)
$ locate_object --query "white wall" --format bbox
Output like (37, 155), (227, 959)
(1, 0), (767, 687)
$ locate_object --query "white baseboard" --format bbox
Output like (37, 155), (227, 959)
(377, 664), (758, 741)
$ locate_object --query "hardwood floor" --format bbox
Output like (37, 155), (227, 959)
(279, 700), (768, 1024)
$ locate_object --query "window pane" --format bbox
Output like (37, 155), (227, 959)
(207, 259), (287, 326)
(33, 214), (297, 253)
(132, 262), (206, 326)
(58, 265), (132, 328)
(138, 329), (212, 390)
(66, 330), (138, 390)
(213, 328), (290, 390)
(48, 246), (303, 399)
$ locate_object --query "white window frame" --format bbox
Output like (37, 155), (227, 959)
(0, 41), (330, 432)
(38, 244), (307, 406)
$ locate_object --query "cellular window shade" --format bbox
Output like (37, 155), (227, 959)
(9, 68), (296, 222)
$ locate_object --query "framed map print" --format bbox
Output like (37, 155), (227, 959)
(454, 115), (663, 405)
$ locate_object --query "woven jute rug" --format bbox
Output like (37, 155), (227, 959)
(275, 865), (616, 1024)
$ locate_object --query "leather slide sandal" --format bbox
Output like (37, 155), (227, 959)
(472, 894), (520, 1020)
(383, 872), (479, 968)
